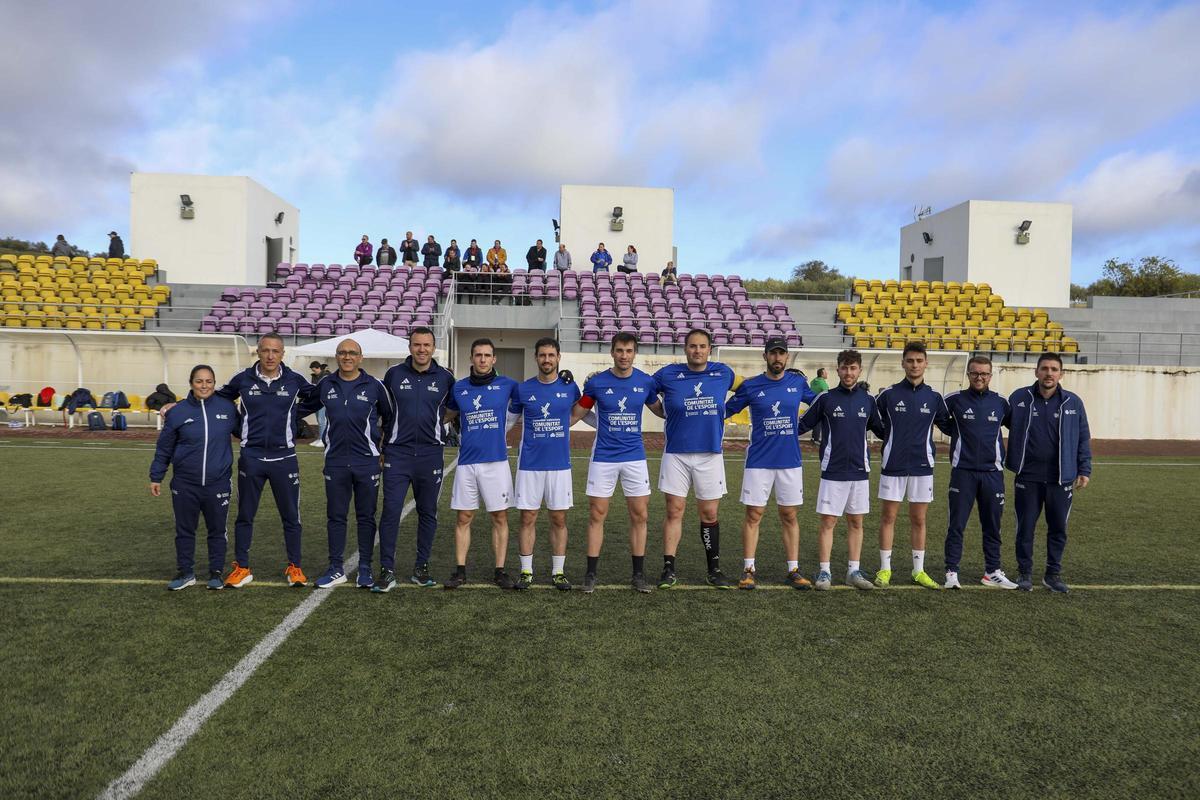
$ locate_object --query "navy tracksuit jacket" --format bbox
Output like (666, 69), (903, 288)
(874, 379), (951, 477)
(1005, 383), (1092, 576)
(216, 363), (317, 568)
(795, 383), (884, 481)
(314, 370), (392, 571)
(378, 357), (456, 571)
(938, 388), (1010, 573)
(150, 393), (239, 574)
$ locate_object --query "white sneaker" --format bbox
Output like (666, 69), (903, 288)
(981, 569), (1018, 589)
(944, 571), (961, 590)
(309, 440), (325, 448)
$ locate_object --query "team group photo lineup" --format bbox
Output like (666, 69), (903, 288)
(152, 326), (1091, 596)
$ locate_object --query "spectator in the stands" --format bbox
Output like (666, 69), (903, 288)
(526, 239), (548, 270)
(553, 243), (572, 271)
(487, 239), (507, 270)
(376, 238), (397, 267)
(309, 360), (331, 447)
(145, 383), (178, 412)
(108, 231), (125, 258)
(354, 235), (373, 266)
(422, 235), (442, 268)
(60, 386), (98, 426)
(400, 231), (420, 266)
(619, 244), (638, 274)
(51, 234), (73, 258)
(443, 239), (461, 272)
(463, 238), (484, 270)
(661, 260), (678, 285)
(809, 368), (830, 394)
(590, 242), (612, 272)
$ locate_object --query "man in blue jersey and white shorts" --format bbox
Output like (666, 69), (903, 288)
(443, 338), (522, 589)
(796, 349), (884, 590)
(872, 341), (951, 590)
(513, 337), (580, 591)
(724, 337), (818, 589)
(650, 328), (739, 589)
(572, 332), (662, 593)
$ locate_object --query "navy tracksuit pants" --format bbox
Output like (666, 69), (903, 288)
(378, 448), (445, 571)
(944, 468), (1005, 573)
(1014, 478), (1074, 576)
(234, 455), (302, 567)
(171, 478), (232, 574)
(324, 465), (380, 571)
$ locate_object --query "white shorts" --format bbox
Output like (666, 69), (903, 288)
(741, 467), (804, 507)
(515, 469), (573, 511)
(878, 474), (935, 503)
(586, 460), (651, 498)
(816, 479), (870, 516)
(451, 461), (513, 512)
(658, 452), (727, 500)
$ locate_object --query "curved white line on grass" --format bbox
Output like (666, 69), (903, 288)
(97, 459), (458, 800)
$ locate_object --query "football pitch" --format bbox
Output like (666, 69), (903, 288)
(2, 442), (1198, 799)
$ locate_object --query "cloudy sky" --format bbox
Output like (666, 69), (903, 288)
(3, 0), (1198, 282)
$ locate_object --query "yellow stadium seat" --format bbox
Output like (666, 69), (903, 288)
(888, 335), (906, 349)
(871, 336), (888, 349)
(84, 319), (102, 330)
(854, 334), (872, 348)
(123, 319), (143, 331)
(868, 279), (884, 291)
(884, 279), (899, 292)
(1061, 337), (1079, 353)
(104, 320), (123, 330)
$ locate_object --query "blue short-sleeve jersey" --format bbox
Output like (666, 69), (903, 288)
(447, 376), (521, 466)
(514, 376), (580, 471)
(583, 368), (657, 463)
(652, 362), (737, 454)
(725, 372), (818, 469)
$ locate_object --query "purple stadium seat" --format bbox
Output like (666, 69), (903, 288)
(200, 320), (217, 333)
(218, 319), (236, 333)
(749, 331), (766, 347)
(276, 320), (295, 335)
(315, 322), (333, 336)
(296, 320), (314, 336)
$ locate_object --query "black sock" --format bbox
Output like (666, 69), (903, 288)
(632, 555), (645, 575)
(586, 555), (599, 576)
(663, 554), (676, 572)
(455, 564), (466, 578)
(701, 522), (720, 571)
(494, 566), (505, 579)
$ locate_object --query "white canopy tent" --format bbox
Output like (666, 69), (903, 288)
(291, 328), (411, 360)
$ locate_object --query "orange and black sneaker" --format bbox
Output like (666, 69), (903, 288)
(284, 563), (307, 587)
(786, 567), (813, 590)
(224, 562), (253, 589)
(738, 567), (757, 590)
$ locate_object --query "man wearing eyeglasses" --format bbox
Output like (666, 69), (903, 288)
(936, 355), (1017, 590)
(310, 338), (393, 590)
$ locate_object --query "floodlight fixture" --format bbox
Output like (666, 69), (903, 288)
(275, 212), (285, 224)
(180, 194), (193, 207)
(1018, 220), (1032, 232)
(922, 231), (933, 245)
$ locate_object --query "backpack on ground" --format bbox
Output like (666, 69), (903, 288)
(87, 411), (106, 431)
(100, 391), (115, 408)
(37, 387), (55, 406)
(111, 390), (129, 409)
(111, 411), (127, 431)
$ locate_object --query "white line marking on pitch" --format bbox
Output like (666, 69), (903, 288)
(96, 459), (458, 800)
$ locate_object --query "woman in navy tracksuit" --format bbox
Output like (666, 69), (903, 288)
(150, 365), (240, 591)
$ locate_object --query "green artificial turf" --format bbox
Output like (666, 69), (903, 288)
(1, 444), (1197, 798)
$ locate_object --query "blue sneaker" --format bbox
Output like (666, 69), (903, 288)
(1042, 574), (1070, 594)
(356, 566), (374, 589)
(410, 563), (437, 587)
(315, 567), (347, 589)
(167, 572), (195, 591)
(206, 570), (224, 590)
(814, 570), (832, 591)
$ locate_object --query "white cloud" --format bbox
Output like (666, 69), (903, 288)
(0, 1), (290, 236)
(1061, 151), (1200, 235)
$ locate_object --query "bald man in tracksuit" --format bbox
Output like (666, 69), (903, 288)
(311, 348), (393, 590)
(217, 341), (316, 588)
(937, 357), (1016, 589)
(1005, 353), (1092, 594)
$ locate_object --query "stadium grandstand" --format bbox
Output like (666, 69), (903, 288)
(1, 253), (169, 330)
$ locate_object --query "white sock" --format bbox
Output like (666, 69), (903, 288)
(880, 549), (892, 571)
(819, 561), (831, 575)
(743, 558), (755, 570)
(786, 560), (799, 572)
(551, 554), (566, 575)
(519, 553), (533, 574)
(912, 550), (925, 575)
(848, 560), (860, 574)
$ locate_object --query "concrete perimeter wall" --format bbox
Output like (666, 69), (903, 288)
(3, 332), (1198, 439)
